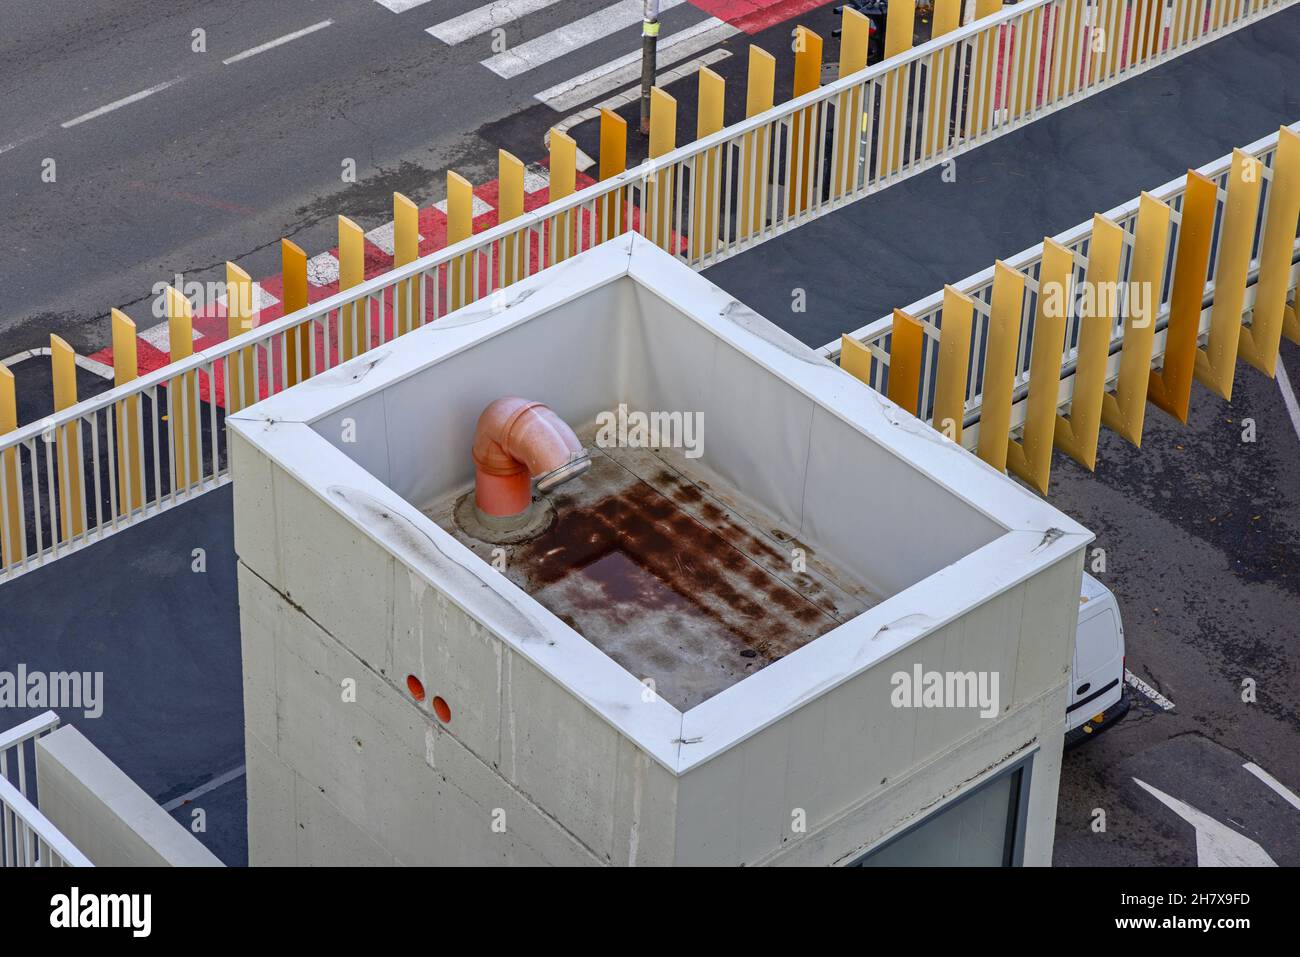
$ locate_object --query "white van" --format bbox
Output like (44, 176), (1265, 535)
(1066, 573), (1129, 746)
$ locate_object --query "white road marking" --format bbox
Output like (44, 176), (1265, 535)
(374, 0), (439, 11)
(429, 0), (569, 45)
(1133, 778), (1277, 867)
(60, 79), (182, 129)
(1275, 357), (1300, 445)
(536, 16), (737, 111)
(548, 48), (730, 147)
(223, 20), (334, 65)
(3, 347), (113, 379)
(161, 764), (247, 812)
(523, 164), (550, 193)
(214, 282), (280, 313)
(139, 321), (201, 352)
(482, 0), (687, 79)
(306, 251), (341, 287)
(1125, 668), (1175, 711)
(365, 221), (425, 256)
(1244, 762), (1300, 811)
(433, 194), (494, 217)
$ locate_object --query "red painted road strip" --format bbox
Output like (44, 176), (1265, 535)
(689, 0), (831, 35)
(87, 166), (697, 405)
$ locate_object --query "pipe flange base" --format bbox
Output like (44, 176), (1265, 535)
(453, 492), (556, 545)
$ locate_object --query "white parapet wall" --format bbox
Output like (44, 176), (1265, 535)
(230, 235), (1091, 866)
(35, 726), (222, 867)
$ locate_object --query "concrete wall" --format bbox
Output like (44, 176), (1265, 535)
(35, 726), (221, 867)
(234, 427), (680, 866)
(311, 278), (633, 510)
(672, 550), (1081, 865)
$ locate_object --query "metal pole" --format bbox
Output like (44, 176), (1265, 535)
(639, 0), (660, 135)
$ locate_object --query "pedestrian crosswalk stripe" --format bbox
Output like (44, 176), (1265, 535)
(365, 221), (424, 256)
(433, 194), (495, 217)
(428, 0), (571, 45)
(373, 0), (440, 13)
(140, 321), (200, 351)
(306, 252), (341, 287)
(536, 16), (737, 111)
(481, 0), (687, 79)
(550, 48), (731, 141)
(523, 164), (550, 193)
(213, 282), (280, 313)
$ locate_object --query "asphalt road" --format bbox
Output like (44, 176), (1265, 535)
(2, 1), (1296, 867)
(0, 0), (743, 360)
(1051, 336), (1300, 867)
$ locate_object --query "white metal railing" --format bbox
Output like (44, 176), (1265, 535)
(824, 123), (1300, 444)
(0, 0), (1291, 583)
(0, 711), (91, 867)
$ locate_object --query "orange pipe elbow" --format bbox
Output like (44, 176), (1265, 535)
(472, 397), (587, 518)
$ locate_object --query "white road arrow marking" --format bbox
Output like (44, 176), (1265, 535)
(1244, 762), (1300, 811)
(1134, 777), (1277, 867)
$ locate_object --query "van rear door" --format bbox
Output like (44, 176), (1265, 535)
(1069, 607), (1122, 725)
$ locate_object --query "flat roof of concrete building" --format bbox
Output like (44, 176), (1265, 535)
(228, 234), (1090, 773)
(427, 427), (878, 711)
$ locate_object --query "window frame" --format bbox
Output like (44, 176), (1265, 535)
(848, 751), (1036, 867)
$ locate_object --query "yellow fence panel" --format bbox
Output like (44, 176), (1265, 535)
(1010, 5), (1043, 121)
(976, 262), (1027, 473)
(1006, 240), (1073, 494)
(887, 309), (924, 415)
(647, 90), (677, 251)
(598, 111), (627, 244)
(0, 366), (21, 566)
(1285, 300), (1300, 345)
(549, 131), (577, 262)
(924, 0), (962, 158)
(832, 9), (870, 198)
(740, 46), (775, 241)
(111, 308), (143, 515)
(226, 262), (257, 413)
(1240, 127), (1300, 375)
(1054, 215), (1123, 470)
(338, 215), (366, 359)
(498, 151), (526, 286)
(932, 286), (974, 442)
(1148, 171), (1217, 423)
(1194, 150), (1263, 400)
(692, 67), (725, 260)
(878, 4), (914, 176)
(446, 172), (475, 306)
(971, 0), (1002, 138)
(394, 192), (420, 336)
(839, 334), (874, 387)
(50, 336), (86, 541)
(165, 289), (201, 492)
(281, 239), (310, 387)
(788, 26), (823, 214)
(1100, 192), (1172, 446)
